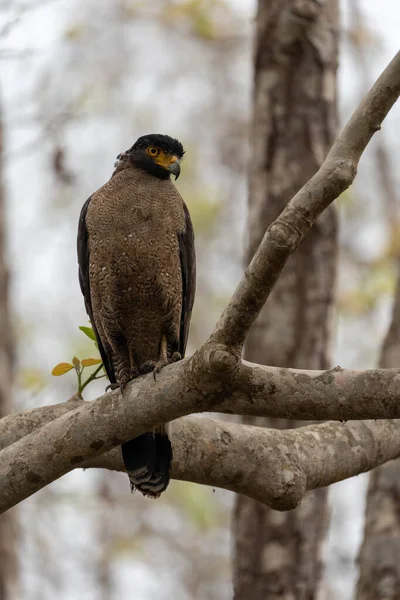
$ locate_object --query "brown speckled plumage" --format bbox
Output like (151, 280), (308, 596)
(77, 135), (195, 497)
(86, 164), (185, 386)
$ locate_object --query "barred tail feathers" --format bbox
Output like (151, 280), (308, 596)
(121, 425), (172, 498)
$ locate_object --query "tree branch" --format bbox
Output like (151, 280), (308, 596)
(1, 396), (400, 512)
(224, 361), (400, 420)
(3, 360), (400, 452)
(2, 352), (400, 512)
(212, 50), (400, 348)
(2, 340), (400, 513)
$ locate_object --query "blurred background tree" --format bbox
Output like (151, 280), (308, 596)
(0, 94), (19, 600)
(234, 1), (339, 598)
(0, 1), (399, 599)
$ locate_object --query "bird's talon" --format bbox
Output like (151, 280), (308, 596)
(139, 360), (157, 375)
(152, 362), (165, 381)
(130, 367), (140, 379)
(139, 360), (168, 381)
(105, 383), (120, 392)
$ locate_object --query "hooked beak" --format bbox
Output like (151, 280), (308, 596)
(168, 158), (181, 180)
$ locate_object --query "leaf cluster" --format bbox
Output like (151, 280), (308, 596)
(52, 326), (105, 393)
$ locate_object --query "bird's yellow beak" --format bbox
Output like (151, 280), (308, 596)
(168, 156), (181, 180)
(154, 152), (181, 179)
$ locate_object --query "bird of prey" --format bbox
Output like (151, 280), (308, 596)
(77, 134), (196, 498)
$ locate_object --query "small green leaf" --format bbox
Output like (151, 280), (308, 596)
(81, 358), (102, 367)
(72, 356), (80, 368)
(79, 326), (96, 341)
(52, 363), (74, 376)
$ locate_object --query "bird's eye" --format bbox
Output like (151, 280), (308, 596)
(147, 146), (159, 157)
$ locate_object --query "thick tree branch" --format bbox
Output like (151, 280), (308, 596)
(3, 361), (400, 450)
(2, 347), (400, 513)
(212, 50), (400, 348)
(227, 361), (400, 420)
(1, 397), (400, 512)
(2, 353), (400, 512)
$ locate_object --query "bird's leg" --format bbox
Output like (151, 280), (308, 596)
(139, 336), (176, 381)
(105, 353), (131, 392)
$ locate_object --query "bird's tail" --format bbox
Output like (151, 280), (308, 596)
(121, 425), (172, 498)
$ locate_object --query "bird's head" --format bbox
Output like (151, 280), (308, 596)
(119, 134), (185, 180)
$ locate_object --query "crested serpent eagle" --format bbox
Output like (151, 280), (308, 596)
(77, 134), (196, 497)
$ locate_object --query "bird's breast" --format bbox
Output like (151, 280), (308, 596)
(85, 178), (185, 297)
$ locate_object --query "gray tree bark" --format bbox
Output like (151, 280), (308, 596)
(355, 268), (400, 600)
(233, 1), (339, 598)
(350, 2), (400, 594)
(0, 103), (18, 599)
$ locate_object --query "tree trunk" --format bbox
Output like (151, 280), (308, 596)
(351, 1), (400, 593)
(0, 103), (18, 599)
(354, 203), (400, 600)
(355, 268), (400, 600)
(233, 1), (339, 598)
(97, 475), (113, 600)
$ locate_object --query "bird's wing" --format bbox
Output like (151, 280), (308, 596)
(178, 202), (196, 357)
(77, 197), (116, 383)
